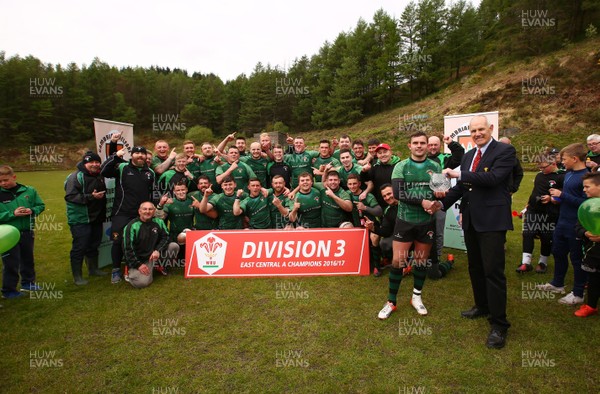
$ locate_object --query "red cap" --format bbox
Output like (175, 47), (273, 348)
(375, 143), (391, 152)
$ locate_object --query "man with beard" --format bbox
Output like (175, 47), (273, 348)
(269, 175), (293, 229)
(312, 140), (341, 182)
(197, 142), (222, 192)
(101, 146), (155, 284)
(65, 151), (108, 285)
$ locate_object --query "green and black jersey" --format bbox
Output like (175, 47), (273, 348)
(312, 156), (341, 182)
(284, 151), (319, 188)
(293, 188), (322, 229)
(162, 196), (195, 241)
(391, 157), (441, 225)
(122, 217), (169, 269)
(269, 191), (292, 229)
(241, 156), (269, 187)
(239, 193), (272, 229)
(187, 191), (218, 230)
(208, 193), (243, 229)
(216, 161), (256, 192)
(314, 183), (352, 228)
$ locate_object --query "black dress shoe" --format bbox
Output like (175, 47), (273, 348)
(486, 329), (507, 349)
(461, 306), (490, 319)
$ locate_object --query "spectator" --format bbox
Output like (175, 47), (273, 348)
(586, 134), (600, 170)
(0, 165), (45, 298)
(64, 151), (108, 285)
(537, 143), (589, 306)
(516, 149), (563, 273)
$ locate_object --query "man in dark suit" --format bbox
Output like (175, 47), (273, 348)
(429, 115), (516, 349)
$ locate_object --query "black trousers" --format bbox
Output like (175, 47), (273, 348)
(2, 230), (35, 293)
(464, 225), (511, 331)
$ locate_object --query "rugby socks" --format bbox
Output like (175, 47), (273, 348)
(522, 253), (532, 265)
(539, 255), (549, 265)
(388, 267), (403, 305)
(412, 266), (426, 291)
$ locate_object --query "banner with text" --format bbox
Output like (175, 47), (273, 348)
(443, 111), (499, 250)
(93, 118), (135, 268)
(185, 229), (370, 277)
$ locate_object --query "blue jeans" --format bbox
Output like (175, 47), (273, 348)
(551, 224), (587, 297)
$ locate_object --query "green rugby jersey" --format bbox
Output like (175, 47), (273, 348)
(216, 161), (256, 192)
(284, 150), (319, 188)
(312, 156), (341, 182)
(294, 188), (322, 228)
(187, 191), (218, 230)
(349, 192), (379, 226)
(162, 196), (195, 241)
(208, 193), (243, 229)
(240, 156), (269, 186)
(338, 163), (363, 189)
(313, 183), (352, 228)
(239, 193), (272, 229)
(391, 157), (441, 224)
(198, 156), (220, 186)
(268, 191), (292, 229)
(186, 157), (202, 179)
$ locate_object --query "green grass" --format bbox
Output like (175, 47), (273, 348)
(1, 171), (598, 393)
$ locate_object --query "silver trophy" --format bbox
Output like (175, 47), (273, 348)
(429, 173), (451, 193)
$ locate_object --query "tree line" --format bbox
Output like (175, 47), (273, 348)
(0, 0), (597, 145)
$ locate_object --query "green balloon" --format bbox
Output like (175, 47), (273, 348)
(578, 198), (600, 236)
(0, 225), (20, 254)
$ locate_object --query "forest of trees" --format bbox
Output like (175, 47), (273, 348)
(0, 0), (598, 144)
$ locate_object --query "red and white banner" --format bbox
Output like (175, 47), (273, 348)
(185, 229), (370, 277)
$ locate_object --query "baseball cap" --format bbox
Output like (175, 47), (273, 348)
(131, 146), (147, 154)
(82, 151), (101, 163)
(375, 143), (391, 152)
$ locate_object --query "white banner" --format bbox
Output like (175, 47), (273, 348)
(94, 118), (134, 161)
(442, 111), (499, 250)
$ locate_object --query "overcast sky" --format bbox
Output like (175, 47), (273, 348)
(1, 0), (480, 81)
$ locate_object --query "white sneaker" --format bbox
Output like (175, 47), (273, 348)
(377, 301), (397, 320)
(558, 292), (584, 305)
(411, 295), (428, 316)
(535, 283), (566, 294)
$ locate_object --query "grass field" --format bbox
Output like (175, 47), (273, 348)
(0, 170), (598, 394)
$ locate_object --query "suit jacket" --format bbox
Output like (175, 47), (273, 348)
(441, 139), (515, 232)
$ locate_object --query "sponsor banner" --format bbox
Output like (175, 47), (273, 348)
(442, 111), (499, 250)
(93, 118), (135, 267)
(185, 229), (370, 277)
(93, 118), (134, 161)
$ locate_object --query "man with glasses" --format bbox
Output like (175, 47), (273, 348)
(586, 134), (600, 170)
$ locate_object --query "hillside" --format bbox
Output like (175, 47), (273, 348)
(4, 36), (600, 171)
